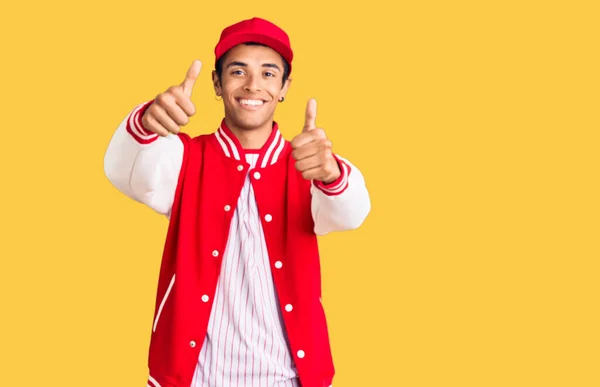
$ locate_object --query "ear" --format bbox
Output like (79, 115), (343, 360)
(279, 77), (292, 101)
(212, 70), (222, 96)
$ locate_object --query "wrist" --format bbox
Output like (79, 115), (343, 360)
(313, 155), (350, 196)
(321, 163), (341, 185)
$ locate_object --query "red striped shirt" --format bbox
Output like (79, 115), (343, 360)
(190, 153), (300, 387)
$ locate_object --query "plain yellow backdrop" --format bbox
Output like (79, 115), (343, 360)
(1, 0), (599, 386)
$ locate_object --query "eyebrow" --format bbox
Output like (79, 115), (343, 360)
(226, 61), (281, 71)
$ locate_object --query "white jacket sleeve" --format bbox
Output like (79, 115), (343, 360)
(310, 155), (371, 236)
(103, 101), (184, 217)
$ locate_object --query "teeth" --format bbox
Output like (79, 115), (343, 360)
(240, 99), (264, 106)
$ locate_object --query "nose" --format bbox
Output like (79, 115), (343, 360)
(243, 74), (261, 93)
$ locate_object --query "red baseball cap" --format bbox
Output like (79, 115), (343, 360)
(214, 17), (294, 74)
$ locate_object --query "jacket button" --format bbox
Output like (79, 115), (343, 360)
(285, 304), (293, 312)
(253, 171), (261, 179)
(212, 250), (219, 257)
(265, 214), (272, 222)
(224, 205), (231, 212)
(274, 261), (283, 269)
(237, 165), (244, 171)
(202, 295), (209, 302)
(297, 350), (305, 358)
(190, 341), (196, 348)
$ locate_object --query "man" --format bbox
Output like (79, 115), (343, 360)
(104, 17), (371, 387)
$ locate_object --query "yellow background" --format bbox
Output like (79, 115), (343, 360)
(1, 0), (598, 386)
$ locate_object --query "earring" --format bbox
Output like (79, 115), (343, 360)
(216, 95), (222, 101)
(279, 96), (285, 102)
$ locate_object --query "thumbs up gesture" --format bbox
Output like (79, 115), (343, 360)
(141, 60), (202, 137)
(291, 99), (341, 184)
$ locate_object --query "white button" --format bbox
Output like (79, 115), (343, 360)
(285, 304), (293, 312)
(253, 171), (261, 179)
(190, 341), (196, 347)
(224, 205), (231, 211)
(212, 250), (219, 257)
(274, 261), (283, 269)
(202, 295), (209, 302)
(297, 350), (305, 358)
(237, 165), (244, 171)
(265, 214), (272, 222)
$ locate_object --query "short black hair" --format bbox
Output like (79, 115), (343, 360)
(215, 42), (290, 87)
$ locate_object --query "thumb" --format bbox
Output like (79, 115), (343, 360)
(303, 98), (317, 132)
(181, 59), (202, 97)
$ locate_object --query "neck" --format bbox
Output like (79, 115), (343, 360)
(224, 117), (274, 150)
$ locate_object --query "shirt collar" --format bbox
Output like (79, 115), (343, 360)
(213, 118), (287, 169)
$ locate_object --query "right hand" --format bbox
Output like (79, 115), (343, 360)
(141, 59), (202, 137)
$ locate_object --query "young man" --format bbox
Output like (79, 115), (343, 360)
(104, 17), (370, 387)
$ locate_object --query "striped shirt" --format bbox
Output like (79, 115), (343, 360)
(190, 152), (300, 387)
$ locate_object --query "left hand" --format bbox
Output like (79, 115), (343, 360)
(291, 99), (341, 184)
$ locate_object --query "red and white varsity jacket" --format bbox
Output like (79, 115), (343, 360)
(103, 101), (371, 387)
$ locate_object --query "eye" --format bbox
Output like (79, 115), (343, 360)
(231, 70), (244, 75)
(264, 71), (276, 77)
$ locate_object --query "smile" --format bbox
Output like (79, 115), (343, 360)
(237, 98), (266, 110)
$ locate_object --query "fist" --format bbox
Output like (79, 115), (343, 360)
(141, 60), (202, 137)
(291, 99), (341, 184)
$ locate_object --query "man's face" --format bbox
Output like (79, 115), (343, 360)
(213, 44), (290, 131)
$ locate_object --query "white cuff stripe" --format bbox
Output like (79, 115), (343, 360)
(134, 107), (153, 136)
(128, 105), (157, 140)
(320, 162), (349, 194)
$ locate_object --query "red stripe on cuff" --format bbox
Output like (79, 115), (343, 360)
(126, 101), (158, 144)
(135, 100), (155, 135)
(313, 155), (351, 196)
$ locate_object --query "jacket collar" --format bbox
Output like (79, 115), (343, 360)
(213, 118), (287, 169)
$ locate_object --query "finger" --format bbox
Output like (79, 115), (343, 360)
(170, 87), (196, 117)
(303, 98), (317, 132)
(160, 92), (191, 126)
(181, 59), (202, 97)
(301, 166), (327, 181)
(292, 140), (331, 161)
(292, 144), (318, 161)
(164, 103), (190, 126)
(295, 154), (325, 173)
(290, 133), (312, 149)
(299, 157), (339, 182)
(291, 129), (327, 149)
(143, 114), (169, 137)
(152, 104), (180, 134)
